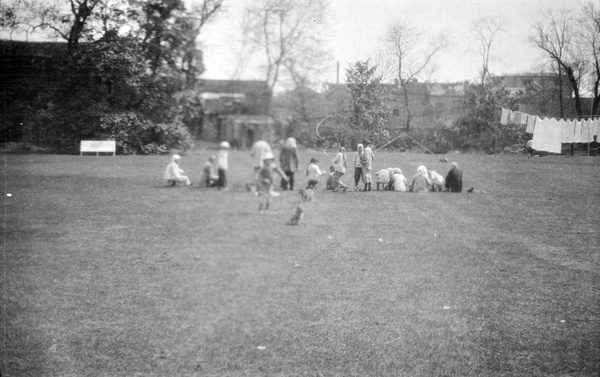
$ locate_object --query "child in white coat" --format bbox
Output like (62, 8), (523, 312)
(306, 158), (325, 190)
(164, 154), (191, 186)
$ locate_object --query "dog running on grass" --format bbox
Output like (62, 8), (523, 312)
(298, 187), (314, 203)
(246, 182), (260, 195)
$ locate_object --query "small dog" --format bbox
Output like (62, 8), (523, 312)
(288, 204), (304, 225)
(299, 188), (314, 203)
(439, 157), (448, 163)
(246, 182), (260, 196)
(467, 187), (488, 194)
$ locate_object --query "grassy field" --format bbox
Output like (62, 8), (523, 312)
(1, 149), (599, 377)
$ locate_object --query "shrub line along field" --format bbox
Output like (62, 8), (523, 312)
(2, 150), (599, 376)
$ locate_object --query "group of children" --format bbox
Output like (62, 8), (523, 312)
(164, 140), (464, 217)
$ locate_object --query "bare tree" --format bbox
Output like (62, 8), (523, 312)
(241, 0), (329, 95)
(0, 0), (103, 49)
(385, 20), (447, 131)
(531, 10), (585, 116)
(581, 2), (600, 115)
(472, 17), (504, 85)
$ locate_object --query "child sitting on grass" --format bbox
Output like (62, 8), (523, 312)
(256, 152), (288, 214)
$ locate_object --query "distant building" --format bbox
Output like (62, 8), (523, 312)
(500, 73), (560, 94)
(499, 72), (574, 118)
(427, 82), (468, 126)
(324, 80), (467, 129)
(196, 79), (275, 147)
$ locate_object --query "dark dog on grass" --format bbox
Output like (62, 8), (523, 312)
(288, 204), (304, 225)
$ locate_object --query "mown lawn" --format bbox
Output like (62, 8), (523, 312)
(1, 150), (599, 376)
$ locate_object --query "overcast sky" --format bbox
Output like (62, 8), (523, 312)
(197, 0), (582, 86)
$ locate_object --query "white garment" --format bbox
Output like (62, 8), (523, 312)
(500, 108), (510, 125)
(591, 119), (600, 138)
(163, 158), (191, 185)
(164, 162), (184, 180)
(375, 168), (391, 184)
(363, 146), (375, 169)
(512, 111), (522, 124)
(428, 170), (445, 190)
(217, 149), (228, 170)
(526, 114), (536, 134)
(250, 140), (273, 168)
(532, 117), (562, 154)
(306, 163), (323, 180)
(332, 152), (346, 174)
(519, 113), (528, 125)
(581, 119), (592, 142)
(574, 120), (583, 143)
(562, 120), (575, 143)
(392, 173), (408, 192)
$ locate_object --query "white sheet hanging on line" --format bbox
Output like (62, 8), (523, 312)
(532, 117), (562, 154)
(526, 114), (536, 134)
(581, 119), (593, 142)
(591, 119), (600, 138)
(562, 119), (575, 143)
(512, 111), (522, 124)
(557, 119), (566, 142)
(573, 120), (583, 143)
(500, 108), (510, 125)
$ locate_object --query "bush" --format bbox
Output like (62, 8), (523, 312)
(99, 112), (193, 155)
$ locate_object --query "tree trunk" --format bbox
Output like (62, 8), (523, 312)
(401, 83), (411, 132)
(564, 66), (582, 116)
(558, 66), (564, 118)
(593, 96), (600, 116)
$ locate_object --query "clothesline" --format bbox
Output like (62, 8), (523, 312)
(574, 114), (600, 119)
(500, 107), (599, 154)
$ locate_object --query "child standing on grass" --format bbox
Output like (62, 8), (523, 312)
(164, 154), (191, 186)
(256, 152), (288, 213)
(353, 144), (365, 191)
(362, 141), (375, 191)
(305, 158), (325, 190)
(250, 139), (273, 179)
(217, 141), (230, 191)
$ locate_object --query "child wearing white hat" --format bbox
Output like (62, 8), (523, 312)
(164, 154), (191, 186)
(217, 141), (230, 191)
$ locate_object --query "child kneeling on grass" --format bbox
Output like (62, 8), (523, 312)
(305, 157), (325, 190)
(164, 154), (191, 186)
(256, 152), (288, 214)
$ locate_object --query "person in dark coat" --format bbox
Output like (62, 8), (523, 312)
(444, 162), (463, 193)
